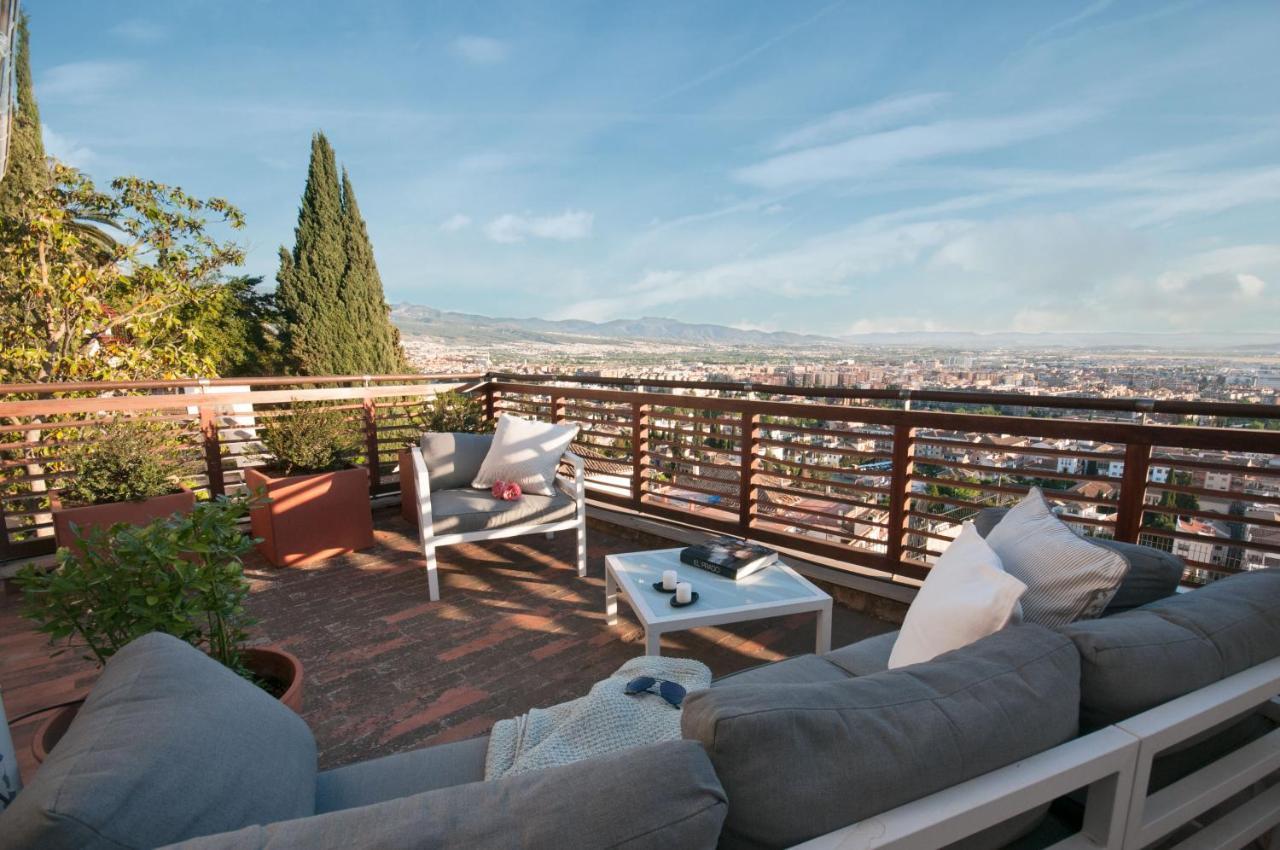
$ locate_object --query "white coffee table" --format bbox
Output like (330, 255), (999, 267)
(604, 548), (833, 656)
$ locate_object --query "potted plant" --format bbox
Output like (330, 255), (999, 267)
(51, 421), (196, 547)
(246, 404), (374, 566)
(399, 392), (493, 524)
(14, 496), (303, 762)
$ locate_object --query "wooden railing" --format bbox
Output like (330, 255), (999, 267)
(0, 375), (481, 561)
(3, 373), (1279, 589)
(486, 376), (1280, 586)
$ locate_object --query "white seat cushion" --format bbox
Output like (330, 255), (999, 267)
(985, 488), (1128, 626)
(471, 415), (579, 496)
(889, 523), (1026, 669)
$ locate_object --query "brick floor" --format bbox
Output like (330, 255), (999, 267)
(1, 507), (893, 779)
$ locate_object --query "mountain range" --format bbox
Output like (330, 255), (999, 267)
(390, 304), (1280, 353)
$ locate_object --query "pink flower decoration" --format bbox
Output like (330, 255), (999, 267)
(501, 482), (522, 501)
(491, 480), (507, 498)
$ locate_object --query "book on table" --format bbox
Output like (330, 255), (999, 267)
(679, 537), (778, 580)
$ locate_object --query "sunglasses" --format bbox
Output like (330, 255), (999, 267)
(624, 676), (687, 708)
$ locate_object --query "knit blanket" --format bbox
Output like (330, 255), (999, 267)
(484, 655), (711, 780)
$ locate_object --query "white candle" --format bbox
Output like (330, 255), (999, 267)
(662, 570), (678, 591)
(676, 581), (693, 604)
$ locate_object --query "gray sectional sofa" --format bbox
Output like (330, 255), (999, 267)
(2, 521), (1278, 850)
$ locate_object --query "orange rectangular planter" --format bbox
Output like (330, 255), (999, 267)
(52, 489), (197, 549)
(399, 447), (419, 525)
(245, 467), (375, 567)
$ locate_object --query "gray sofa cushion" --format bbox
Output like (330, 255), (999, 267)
(1060, 567), (1280, 729)
(161, 740), (727, 850)
(316, 735), (488, 813)
(974, 507), (1184, 614)
(431, 488), (576, 536)
(681, 625), (1080, 849)
(421, 432), (493, 492)
(1, 633), (316, 850)
(825, 629), (898, 676)
(713, 653), (852, 687)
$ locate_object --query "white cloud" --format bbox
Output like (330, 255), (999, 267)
(42, 126), (96, 168)
(736, 108), (1096, 188)
(485, 210), (594, 243)
(453, 36), (507, 65)
(771, 92), (949, 152)
(559, 219), (964, 321)
(439, 214), (472, 233)
(111, 20), (167, 42)
(1237, 273), (1266, 298)
(40, 61), (138, 101)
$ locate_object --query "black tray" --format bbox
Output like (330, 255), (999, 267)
(670, 591), (700, 609)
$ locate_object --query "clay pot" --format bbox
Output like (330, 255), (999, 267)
(52, 489), (197, 548)
(245, 467), (374, 567)
(31, 645), (305, 764)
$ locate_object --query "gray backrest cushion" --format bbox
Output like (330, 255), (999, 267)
(681, 625), (1080, 849)
(160, 740), (726, 850)
(974, 506), (1184, 614)
(1, 633), (316, 850)
(1061, 568), (1280, 729)
(420, 432), (493, 492)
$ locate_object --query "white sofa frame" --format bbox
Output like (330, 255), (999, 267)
(794, 655), (1280, 850)
(409, 446), (586, 601)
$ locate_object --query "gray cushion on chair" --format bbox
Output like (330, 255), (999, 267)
(681, 625), (1080, 850)
(430, 488), (577, 536)
(160, 740), (727, 850)
(974, 506), (1184, 614)
(420, 432), (493, 492)
(1, 632), (316, 850)
(1060, 567), (1280, 729)
(316, 735), (488, 813)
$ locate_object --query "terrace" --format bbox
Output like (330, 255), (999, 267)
(2, 373), (1279, 848)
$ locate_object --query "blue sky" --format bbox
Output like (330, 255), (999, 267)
(33, 1), (1280, 335)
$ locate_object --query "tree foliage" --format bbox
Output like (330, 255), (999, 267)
(0, 165), (246, 384)
(277, 133), (405, 375)
(182, 275), (284, 377)
(0, 14), (48, 217)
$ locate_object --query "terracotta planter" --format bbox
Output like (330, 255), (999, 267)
(245, 467), (374, 567)
(52, 489), (197, 548)
(399, 447), (419, 525)
(31, 645), (305, 764)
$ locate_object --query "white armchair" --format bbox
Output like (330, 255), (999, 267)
(409, 434), (586, 601)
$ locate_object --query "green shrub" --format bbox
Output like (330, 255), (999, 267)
(60, 421), (187, 506)
(407, 391), (491, 443)
(16, 496), (259, 675)
(259, 404), (360, 476)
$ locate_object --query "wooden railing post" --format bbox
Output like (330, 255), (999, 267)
(550, 392), (565, 425)
(483, 381), (497, 425)
(885, 423), (916, 566)
(739, 410), (761, 536)
(632, 401), (649, 509)
(362, 398), (380, 495)
(1115, 441), (1153, 543)
(198, 405), (226, 498)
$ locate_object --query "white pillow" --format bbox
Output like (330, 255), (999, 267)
(984, 488), (1128, 626)
(889, 523), (1025, 669)
(471, 415), (580, 497)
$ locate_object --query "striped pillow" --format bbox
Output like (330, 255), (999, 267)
(984, 488), (1128, 626)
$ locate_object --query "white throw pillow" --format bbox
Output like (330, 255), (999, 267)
(888, 523), (1026, 669)
(471, 415), (580, 496)
(984, 488), (1128, 626)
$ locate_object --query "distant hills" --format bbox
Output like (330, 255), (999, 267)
(390, 304), (1280, 353)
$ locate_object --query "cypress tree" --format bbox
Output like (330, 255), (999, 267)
(340, 169), (405, 373)
(0, 12), (50, 216)
(277, 132), (405, 375)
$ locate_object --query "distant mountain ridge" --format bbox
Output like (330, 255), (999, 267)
(390, 304), (1280, 352)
